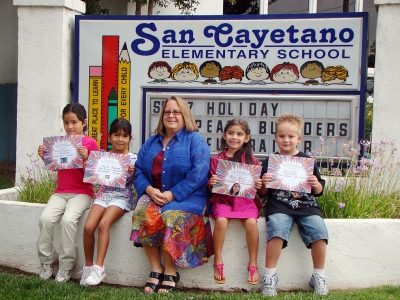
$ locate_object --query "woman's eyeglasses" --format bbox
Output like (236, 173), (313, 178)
(163, 110), (182, 116)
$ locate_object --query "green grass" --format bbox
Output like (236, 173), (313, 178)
(0, 269), (399, 300)
(0, 178), (14, 189)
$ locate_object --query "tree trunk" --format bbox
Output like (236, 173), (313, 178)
(343, 0), (349, 12)
(148, 0), (154, 15)
(135, 1), (142, 15)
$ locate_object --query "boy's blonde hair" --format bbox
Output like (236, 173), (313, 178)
(275, 113), (304, 137)
(154, 96), (199, 135)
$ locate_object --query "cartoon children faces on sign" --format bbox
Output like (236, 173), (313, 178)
(171, 61), (199, 83)
(146, 59), (349, 86)
(148, 61), (172, 84)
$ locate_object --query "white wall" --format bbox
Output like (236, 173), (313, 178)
(13, 0), (85, 183)
(0, 196), (399, 291)
(372, 0), (400, 169)
(0, 0), (18, 84)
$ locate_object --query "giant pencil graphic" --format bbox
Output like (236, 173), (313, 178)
(101, 36), (119, 150)
(118, 42), (131, 121)
(107, 87), (118, 150)
(88, 66), (102, 148)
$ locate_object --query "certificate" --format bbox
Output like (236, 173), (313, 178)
(212, 159), (262, 199)
(43, 135), (83, 170)
(265, 154), (314, 193)
(83, 151), (131, 188)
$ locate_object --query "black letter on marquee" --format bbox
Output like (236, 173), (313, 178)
(260, 103), (268, 116)
(259, 139), (266, 152)
(207, 120), (212, 133)
(304, 122), (312, 135)
(316, 122), (322, 136)
(259, 121), (267, 134)
(216, 120), (224, 133)
(327, 123), (335, 136)
(228, 103), (233, 115)
(251, 139), (255, 152)
(218, 102), (226, 115)
(271, 103), (278, 116)
(304, 141), (312, 153)
(270, 121), (275, 134)
(249, 103), (257, 116)
(339, 123), (347, 136)
(153, 101), (161, 113)
(195, 120), (202, 128)
(207, 138), (211, 147)
(207, 102), (214, 115)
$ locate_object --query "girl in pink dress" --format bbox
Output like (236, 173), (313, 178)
(208, 119), (263, 285)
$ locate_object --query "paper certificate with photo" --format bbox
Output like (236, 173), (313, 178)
(212, 159), (262, 199)
(43, 135), (83, 170)
(83, 151), (131, 188)
(265, 154), (314, 193)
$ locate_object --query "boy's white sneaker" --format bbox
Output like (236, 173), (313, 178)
(85, 265), (106, 286)
(79, 266), (93, 286)
(38, 264), (54, 280)
(262, 273), (278, 296)
(309, 273), (328, 295)
(55, 269), (71, 283)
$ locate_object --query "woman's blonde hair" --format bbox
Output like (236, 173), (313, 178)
(154, 96), (199, 135)
(275, 113), (304, 137)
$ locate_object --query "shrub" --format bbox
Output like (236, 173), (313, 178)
(17, 153), (56, 204)
(312, 138), (400, 218)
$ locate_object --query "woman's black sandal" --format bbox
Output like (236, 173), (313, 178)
(157, 272), (180, 293)
(144, 271), (163, 293)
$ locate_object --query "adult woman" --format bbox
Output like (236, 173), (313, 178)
(130, 96), (213, 293)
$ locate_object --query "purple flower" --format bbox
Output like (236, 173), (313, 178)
(338, 202), (346, 208)
(26, 152), (34, 158)
(333, 179), (345, 192)
(336, 179), (345, 186)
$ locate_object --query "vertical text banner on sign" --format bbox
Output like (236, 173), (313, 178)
(75, 13), (368, 156)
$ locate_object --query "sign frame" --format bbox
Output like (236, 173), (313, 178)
(74, 13), (369, 156)
(144, 90), (359, 158)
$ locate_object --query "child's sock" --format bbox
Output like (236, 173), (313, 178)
(264, 267), (277, 277)
(313, 268), (325, 277)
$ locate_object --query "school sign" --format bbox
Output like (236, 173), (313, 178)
(75, 13), (368, 157)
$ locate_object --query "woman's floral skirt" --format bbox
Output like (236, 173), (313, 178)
(129, 195), (214, 268)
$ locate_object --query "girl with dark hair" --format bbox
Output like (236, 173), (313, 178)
(37, 103), (99, 283)
(208, 119), (263, 285)
(81, 118), (136, 286)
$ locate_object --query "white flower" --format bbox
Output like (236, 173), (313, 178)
(367, 95), (374, 103)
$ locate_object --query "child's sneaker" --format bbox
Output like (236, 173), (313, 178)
(85, 265), (106, 286)
(79, 266), (93, 286)
(309, 273), (328, 295)
(262, 273), (278, 296)
(39, 264), (54, 280)
(55, 269), (71, 283)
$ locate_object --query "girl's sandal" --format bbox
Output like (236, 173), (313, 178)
(248, 266), (259, 285)
(143, 271), (163, 293)
(157, 272), (180, 293)
(213, 263), (226, 284)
